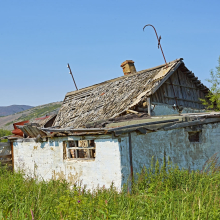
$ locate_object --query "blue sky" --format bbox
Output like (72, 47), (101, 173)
(0, 0), (220, 106)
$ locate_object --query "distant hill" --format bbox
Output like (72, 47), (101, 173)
(0, 101), (62, 130)
(0, 105), (34, 116)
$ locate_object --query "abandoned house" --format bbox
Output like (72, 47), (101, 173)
(2, 58), (220, 191)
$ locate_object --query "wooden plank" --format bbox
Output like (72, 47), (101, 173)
(0, 160), (12, 165)
(172, 71), (184, 106)
(11, 142), (14, 171)
(168, 76), (179, 106)
(0, 142), (10, 147)
(31, 127), (42, 137)
(164, 82), (200, 90)
(63, 141), (67, 160)
(67, 158), (95, 161)
(164, 96), (202, 104)
(153, 91), (159, 103)
(0, 154), (12, 159)
(165, 81), (174, 105)
(177, 70), (187, 107)
(150, 61), (183, 95)
(184, 70), (200, 109)
(128, 133), (134, 184)
(161, 82), (169, 104)
(156, 87), (164, 103)
(67, 147), (95, 150)
(147, 97), (151, 116)
(108, 119), (180, 132)
(23, 126), (35, 138)
(181, 69), (195, 108)
(127, 110), (139, 115)
(164, 118), (220, 130)
(42, 127), (106, 132)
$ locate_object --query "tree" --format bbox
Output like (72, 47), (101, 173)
(201, 56), (220, 111)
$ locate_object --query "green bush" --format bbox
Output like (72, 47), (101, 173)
(0, 129), (11, 142)
(1, 157), (220, 219)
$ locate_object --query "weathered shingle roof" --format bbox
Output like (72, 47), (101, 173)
(53, 58), (204, 128)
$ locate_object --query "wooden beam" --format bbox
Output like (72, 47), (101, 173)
(150, 61), (183, 95)
(128, 133), (134, 188)
(188, 74), (195, 78)
(67, 147), (95, 150)
(187, 73), (195, 77)
(191, 77), (198, 81)
(147, 97), (151, 116)
(164, 96), (202, 104)
(0, 142), (10, 147)
(11, 142), (14, 172)
(0, 160), (12, 165)
(42, 127), (106, 133)
(108, 119), (179, 132)
(164, 82), (200, 90)
(182, 71), (192, 74)
(201, 88), (209, 91)
(164, 118), (220, 130)
(0, 154), (12, 159)
(126, 110), (139, 115)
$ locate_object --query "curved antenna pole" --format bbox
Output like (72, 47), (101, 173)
(143, 24), (168, 68)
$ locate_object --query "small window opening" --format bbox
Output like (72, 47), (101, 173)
(63, 140), (96, 160)
(188, 131), (201, 143)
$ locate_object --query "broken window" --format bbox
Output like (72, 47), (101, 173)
(63, 140), (96, 160)
(188, 131), (201, 143)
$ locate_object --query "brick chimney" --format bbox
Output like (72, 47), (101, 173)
(120, 60), (136, 75)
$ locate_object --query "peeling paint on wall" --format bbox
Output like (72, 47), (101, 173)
(119, 122), (220, 186)
(13, 137), (122, 191)
(13, 122), (220, 191)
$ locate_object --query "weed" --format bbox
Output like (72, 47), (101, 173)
(1, 157), (220, 219)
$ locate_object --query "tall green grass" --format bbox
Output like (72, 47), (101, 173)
(1, 156), (220, 219)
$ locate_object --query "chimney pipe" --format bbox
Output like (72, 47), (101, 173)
(120, 60), (136, 75)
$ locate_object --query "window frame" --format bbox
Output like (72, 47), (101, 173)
(63, 140), (96, 160)
(188, 131), (201, 143)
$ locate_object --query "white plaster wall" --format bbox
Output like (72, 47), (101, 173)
(120, 123), (220, 181)
(13, 137), (122, 191)
(152, 103), (205, 116)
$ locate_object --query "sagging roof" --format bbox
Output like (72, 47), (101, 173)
(45, 112), (220, 136)
(52, 58), (208, 129)
(5, 112), (220, 140)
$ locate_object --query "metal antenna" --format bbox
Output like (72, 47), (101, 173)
(67, 63), (78, 90)
(143, 24), (168, 68)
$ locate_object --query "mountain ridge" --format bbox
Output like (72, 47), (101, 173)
(0, 105), (34, 116)
(0, 101), (62, 130)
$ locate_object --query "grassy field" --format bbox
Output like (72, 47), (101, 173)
(0, 157), (220, 219)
